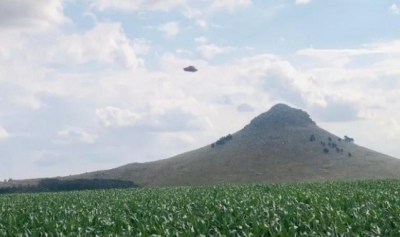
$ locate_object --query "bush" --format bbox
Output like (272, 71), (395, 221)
(323, 148), (329, 154)
(214, 134), (233, 146)
(309, 134), (316, 142)
(344, 136), (354, 143)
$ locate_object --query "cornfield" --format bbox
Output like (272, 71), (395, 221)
(1, 179), (400, 236)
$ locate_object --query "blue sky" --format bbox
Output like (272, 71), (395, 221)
(0, 0), (400, 180)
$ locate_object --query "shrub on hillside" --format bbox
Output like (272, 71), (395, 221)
(309, 134), (316, 142)
(213, 134), (233, 147)
(344, 135), (354, 143)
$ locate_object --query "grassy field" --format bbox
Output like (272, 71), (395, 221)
(1, 180), (400, 236)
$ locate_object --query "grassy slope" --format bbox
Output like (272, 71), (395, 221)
(73, 123), (400, 187)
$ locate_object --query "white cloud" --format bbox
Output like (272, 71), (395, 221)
(13, 95), (44, 110)
(0, 126), (8, 140)
(295, 40), (400, 156)
(132, 38), (152, 55)
(96, 107), (142, 128)
(236, 54), (326, 107)
(197, 44), (232, 59)
(57, 127), (98, 144)
(195, 37), (208, 44)
(0, 0), (67, 30)
(296, 0), (312, 5)
(182, 7), (202, 18)
(48, 22), (141, 69)
(211, 0), (252, 11)
(96, 104), (211, 132)
(390, 4), (400, 15)
(158, 21), (180, 38)
(182, 7), (208, 28)
(91, 0), (253, 12)
(297, 40), (400, 67)
(196, 19), (208, 28)
(237, 103), (255, 112)
(90, 0), (187, 11)
(297, 48), (363, 67)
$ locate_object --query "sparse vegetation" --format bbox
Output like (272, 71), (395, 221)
(213, 134), (233, 147)
(309, 134), (316, 142)
(344, 135), (354, 143)
(314, 136), (349, 156)
(1, 180), (400, 236)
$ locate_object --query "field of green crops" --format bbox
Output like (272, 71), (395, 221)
(1, 180), (400, 236)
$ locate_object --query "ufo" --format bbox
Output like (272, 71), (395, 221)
(183, 65), (198, 72)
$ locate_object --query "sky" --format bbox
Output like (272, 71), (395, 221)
(0, 0), (400, 180)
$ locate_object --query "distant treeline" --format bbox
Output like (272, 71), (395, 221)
(0, 178), (138, 195)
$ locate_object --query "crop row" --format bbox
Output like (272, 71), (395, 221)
(1, 180), (400, 236)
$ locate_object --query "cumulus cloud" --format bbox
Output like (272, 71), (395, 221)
(0, 0), (67, 30)
(295, 0), (312, 5)
(48, 22), (141, 69)
(390, 4), (400, 15)
(295, 40), (400, 154)
(57, 127), (98, 144)
(158, 21), (180, 38)
(237, 54), (326, 107)
(0, 126), (9, 140)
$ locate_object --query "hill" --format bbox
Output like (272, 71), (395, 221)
(72, 104), (400, 186)
(2, 103), (400, 188)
